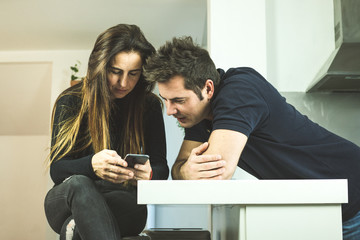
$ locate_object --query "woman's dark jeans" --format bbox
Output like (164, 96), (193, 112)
(44, 175), (147, 240)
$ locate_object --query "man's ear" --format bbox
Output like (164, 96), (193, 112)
(204, 79), (215, 99)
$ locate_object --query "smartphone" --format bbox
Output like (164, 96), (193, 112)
(124, 154), (149, 168)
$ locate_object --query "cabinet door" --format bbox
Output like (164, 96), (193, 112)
(245, 205), (342, 240)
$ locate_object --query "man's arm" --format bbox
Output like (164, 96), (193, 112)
(172, 129), (247, 180)
(171, 140), (224, 180)
(205, 129), (248, 179)
(171, 140), (198, 180)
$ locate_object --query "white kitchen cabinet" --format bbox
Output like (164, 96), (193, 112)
(138, 179), (347, 240)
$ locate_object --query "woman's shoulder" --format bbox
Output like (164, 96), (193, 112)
(57, 93), (81, 104)
(144, 93), (163, 116)
(56, 83), (83, 106)
(145, 92), (162, 107)
(55, 92), (82, 114)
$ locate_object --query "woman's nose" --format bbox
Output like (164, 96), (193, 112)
(118, 74), (128, 87)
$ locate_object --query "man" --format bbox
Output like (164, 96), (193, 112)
(143, 36), (360, 239)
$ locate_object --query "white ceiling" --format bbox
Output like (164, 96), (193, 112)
(0, 0), (207, 51)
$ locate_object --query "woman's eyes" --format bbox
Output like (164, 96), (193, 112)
(110, 70), (140, 77)
(129, 72), (139, 76)
(110, 70), (121, 75)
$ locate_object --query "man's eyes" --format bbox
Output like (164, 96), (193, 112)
(173, 99), (185, 104)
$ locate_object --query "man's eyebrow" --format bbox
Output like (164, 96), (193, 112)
(159, 94), (186, 101)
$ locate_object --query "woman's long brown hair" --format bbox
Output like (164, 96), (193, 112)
(48, 24), (156, 165)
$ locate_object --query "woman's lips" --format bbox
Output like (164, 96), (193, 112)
(115, 88), (127, 93)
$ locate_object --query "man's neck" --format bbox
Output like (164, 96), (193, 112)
(204, 104), (213, 121)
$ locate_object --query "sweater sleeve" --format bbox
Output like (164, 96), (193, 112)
(144, 95), (169, 180)
(49, 95), (98, 185)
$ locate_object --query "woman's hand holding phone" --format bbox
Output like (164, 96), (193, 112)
(124, 154), (152, 183)
(91, 149), (135, 184)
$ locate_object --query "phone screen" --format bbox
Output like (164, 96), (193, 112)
(125, 154), (149, 168)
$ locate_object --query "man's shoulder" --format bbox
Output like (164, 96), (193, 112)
(216, 67), (271, 98)
(215, 67), (260, 97)
(221, 67), (265, 82)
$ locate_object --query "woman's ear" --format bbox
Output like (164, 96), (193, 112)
(205, 79), (215, 99)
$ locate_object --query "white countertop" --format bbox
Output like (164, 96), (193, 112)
(138, 179), (348, 205)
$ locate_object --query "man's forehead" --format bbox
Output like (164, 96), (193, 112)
(158, 76), (184, 90)
(164, 75), (186, 87)
(158, 79), (194, 100)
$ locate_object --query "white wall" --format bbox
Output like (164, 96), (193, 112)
(208, 0), (335, 92)
(266, 0), (334, 91)
(0, 50), (90, 240)
(208, 0), (268, 77)
(0, 50), (90, 104)
(0, 136), (50, 240)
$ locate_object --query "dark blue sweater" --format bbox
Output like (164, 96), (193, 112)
(185, 67), (360, 221)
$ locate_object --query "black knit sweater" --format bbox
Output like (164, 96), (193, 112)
(50, 92), (169, 185)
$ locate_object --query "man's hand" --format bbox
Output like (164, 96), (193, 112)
(180, 142), (225, 180)
(172, 130), (247, 180)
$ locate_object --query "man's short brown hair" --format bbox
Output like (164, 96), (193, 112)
(143, 36), (220, 100)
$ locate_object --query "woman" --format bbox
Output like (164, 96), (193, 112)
(44, 24), (169, 240)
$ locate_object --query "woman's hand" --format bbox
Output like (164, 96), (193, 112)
(128, 160), (152, 186)
(92, 149), (135, 184)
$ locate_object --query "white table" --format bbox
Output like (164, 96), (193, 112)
(138, 179), (348, 240)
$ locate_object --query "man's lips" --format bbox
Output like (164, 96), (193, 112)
(175, 116), (186, 122)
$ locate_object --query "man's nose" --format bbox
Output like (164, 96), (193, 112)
(165, 102), (177, 116)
